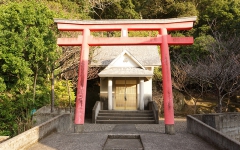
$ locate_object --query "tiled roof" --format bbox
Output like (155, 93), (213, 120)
(90, 46), (161, 67)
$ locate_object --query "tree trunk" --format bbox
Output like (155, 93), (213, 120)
(218, 89), (222, 113)
(225, 94), (231, 112)
(225, 98), (230, 112)
(66, 79), (72, 113)
(51, 68), (55, 113)
(33, 67), (38, 105)
(193, 98), (198, 114)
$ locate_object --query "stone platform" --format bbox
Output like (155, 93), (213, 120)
(26, 118), (219, 150)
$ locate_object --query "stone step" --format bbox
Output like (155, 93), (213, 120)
(96, 120), (156, 124)
(99, 110), (153, 114)
(97, 116), (154, 120)
(98, 113), (153, 117)
(96, 110), (156, 124)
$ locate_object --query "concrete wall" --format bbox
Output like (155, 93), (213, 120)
(220, 113), (240, 141)
(32, 106), (73, 126)
(187, 115), (240, 150)
(0, 136), (9, 143)
(193, 113), (240, 141)
(0, 114), (72, 150)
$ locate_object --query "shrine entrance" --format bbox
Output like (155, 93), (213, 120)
(115, 79), (137, 110)
(54, 16), (197, 134)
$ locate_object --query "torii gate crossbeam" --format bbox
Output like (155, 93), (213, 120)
(54, 16), (196, 134)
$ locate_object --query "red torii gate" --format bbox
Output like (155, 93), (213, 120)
(54, 16), (196, 134)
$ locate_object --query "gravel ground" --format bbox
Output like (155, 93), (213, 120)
(27, 118), (220, 150)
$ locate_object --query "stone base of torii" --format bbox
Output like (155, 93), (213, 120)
(54, 16), (197, 134)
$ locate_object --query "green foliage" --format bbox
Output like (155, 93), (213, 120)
(93, 0), (140, 19)
(34, 82), (51, 108)
(128, 31), (158, 37)
(0, 1), (57, 136)
(171, 35), (215, 62)
(0, 1), (57, 89)
(167, 1), (197, 18)
(153, 67), (162, 81)
(196, 0), (240, 36)
(0, 94), (17, 136)
(132, 0), (197, 19)
(0, 77), (6, 92)
(0, 91), (35, 136)
(43, 0), (91, 19)
(54, 80), (75, 108)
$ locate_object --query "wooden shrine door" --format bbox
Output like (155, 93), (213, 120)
(115, 80), (137, 110)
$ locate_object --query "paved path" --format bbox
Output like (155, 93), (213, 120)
(27, 118), (220, 150)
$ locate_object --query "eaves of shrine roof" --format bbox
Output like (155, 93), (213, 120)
(98, 67), (153, 77)
(90, 46), (161, 67)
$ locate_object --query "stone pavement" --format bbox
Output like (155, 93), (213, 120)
(26, 118), (220, 150)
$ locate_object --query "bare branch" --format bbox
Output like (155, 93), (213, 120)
(172, 31), (240, 113)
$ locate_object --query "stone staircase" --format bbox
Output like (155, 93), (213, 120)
(96, 110), (156, 124)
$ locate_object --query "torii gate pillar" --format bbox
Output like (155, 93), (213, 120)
(75, 29), (90, 125)
(55, 16), (197, 134)
(160, 28), (174, 134)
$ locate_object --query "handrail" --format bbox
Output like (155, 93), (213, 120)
(92, 101), (102, 123)
(149, 101), (159, 124)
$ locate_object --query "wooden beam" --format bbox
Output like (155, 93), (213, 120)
(57, 35), (193, 46)
(88, 36), (163, 46)
(57, 21), (194, 31)
(57, 37), (82, 46)
(167, 36), (193, 45)
(54, 16), (197, 25)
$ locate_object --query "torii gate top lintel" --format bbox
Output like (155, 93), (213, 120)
(54, 16), (197, 31)
(55, 16), (197, 46)
(55, 16), (197, 134)
(54, 16), (196, 25)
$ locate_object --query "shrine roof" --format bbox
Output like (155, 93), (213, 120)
(98, 67), (153, 77)
(54, 16), (197, 25)
(90, 46), (161, 67)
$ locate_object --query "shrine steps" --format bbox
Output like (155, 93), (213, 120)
(96, 110), (156, 124)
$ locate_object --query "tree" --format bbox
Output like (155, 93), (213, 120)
(92, 0), (139, 19)
(0, 1), (57, 136)
(43, 0), (90, 19)
(88, 0), (119, 19)
(172, 51), (209, 114)
(172, 32), (240, 113)
(55, 46), (101, 86)
(54, 80), (75, 109)
(132, 0), (197, 19)
(195, 0), (240, 36)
